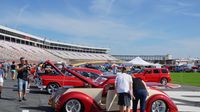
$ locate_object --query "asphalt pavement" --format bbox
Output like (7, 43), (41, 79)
(0, 78), (54, 112)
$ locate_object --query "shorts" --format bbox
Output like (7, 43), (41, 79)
(18, 78), (28, 92)
(0, 82), (3, 86)
(118, 92), (131, 107)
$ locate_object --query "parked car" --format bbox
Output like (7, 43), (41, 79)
(197, 67), (200, 72)
(184, 67), (194, 72)
(35, 60), (104, 94)
(133, 68), (171, 85)
(48, 69), (178, 112)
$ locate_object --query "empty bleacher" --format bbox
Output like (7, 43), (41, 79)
(0, 40), (117, 63)
(0, 40), (65, 62)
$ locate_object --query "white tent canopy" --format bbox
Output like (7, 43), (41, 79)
(127, 57), (153, 66)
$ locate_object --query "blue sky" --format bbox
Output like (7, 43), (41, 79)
(0, 0), (200, 58)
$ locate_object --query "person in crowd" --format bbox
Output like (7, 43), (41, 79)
(36, 63), (44, 76)
(25, 60), (31, 89)
(57, 63), (66, 74)
(16, 57), (30, 102)
(115, 67), (133, 112)
(10, 61), (16, 80)
(2, 61), (9, 80)
(112, 64), (118, 74)
(0, 64), (5, 98)
(132, 75), (149, 112)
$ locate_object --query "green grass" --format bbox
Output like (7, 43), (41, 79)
(171, 72), (200, 87)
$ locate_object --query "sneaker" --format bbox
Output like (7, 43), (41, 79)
(19, 99), (22, 102)
(22, 97), (27, 101)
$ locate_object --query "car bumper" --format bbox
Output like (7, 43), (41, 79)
(37, 85), (46, 90)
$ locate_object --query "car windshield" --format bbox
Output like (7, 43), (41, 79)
(94, 76), (108, 84)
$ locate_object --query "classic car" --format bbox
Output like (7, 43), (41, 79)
(35, 60), (104, 94)
(49, 71), (178, 112)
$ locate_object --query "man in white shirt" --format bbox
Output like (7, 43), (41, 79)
(115, 67), (133, 112)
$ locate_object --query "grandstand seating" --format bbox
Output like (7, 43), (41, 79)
(46, 49), (117, 60)
(0, 40), (64, 62)
(0, 40), (117, 63)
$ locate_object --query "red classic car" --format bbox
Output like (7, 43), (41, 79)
(49, 70), (178, 112)
(133, 68), (172, 85)
(35, 61), (103, 94)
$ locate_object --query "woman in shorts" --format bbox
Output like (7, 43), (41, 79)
(10, 61), (16, 80)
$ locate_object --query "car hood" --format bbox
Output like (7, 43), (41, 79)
(64, 67), (99, 87)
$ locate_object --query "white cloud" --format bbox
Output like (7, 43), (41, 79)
(174, 38), (200, 49)
(181, 12), (200, 17)
(90, 0), (116, 15)
(153, 37), (200, 58)
(1, 11), (151, 41)
(89, 0), (144, 16)
(15, 4), (30, 28)
(157, 0), (200, 17)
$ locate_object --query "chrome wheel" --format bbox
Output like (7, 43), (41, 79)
(151, 100), (167, 112)
(65, 99), (81, 112)
(161, 78), (168, 85)
(47, 83), (59, 94)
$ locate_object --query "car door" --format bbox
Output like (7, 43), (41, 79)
(144, 69), (153, 82)
(151, 69), (161, 82)
(42, 64), (65, 87)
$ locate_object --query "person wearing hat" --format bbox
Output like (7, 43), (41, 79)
(0, 64), (5, 98)
(16, 57), (30, 102)
(115, 67), (133, 112)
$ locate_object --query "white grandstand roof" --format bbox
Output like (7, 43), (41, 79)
(0, 25), (44, 41)
(0, 25), (109, 50)
(45, 39), (109, 50)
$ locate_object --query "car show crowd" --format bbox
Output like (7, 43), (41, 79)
(0, 58), (181, 112)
